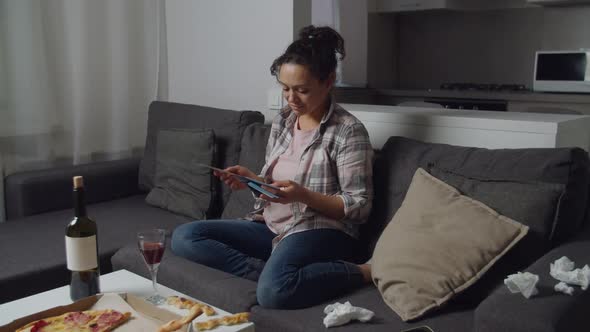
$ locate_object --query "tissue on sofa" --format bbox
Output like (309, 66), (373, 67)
(504, 272), (539, 298)
(323, 301), (374, 328)
(550, 256), (590, 290)
(554, 282), (574, 295)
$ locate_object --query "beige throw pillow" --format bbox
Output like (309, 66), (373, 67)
(372, 168), (529, 321)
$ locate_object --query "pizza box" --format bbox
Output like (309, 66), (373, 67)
(0, 293), (188, 332)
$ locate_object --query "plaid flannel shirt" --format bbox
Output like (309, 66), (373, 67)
(251, 102), (374, 246)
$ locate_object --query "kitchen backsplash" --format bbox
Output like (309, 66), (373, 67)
(372, 6), (590, 90)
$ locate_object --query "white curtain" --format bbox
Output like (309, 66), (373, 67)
(0, 0), (167, 221)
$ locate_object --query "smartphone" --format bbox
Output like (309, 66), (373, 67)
(401, 326), (434, 332)
(247, 181), (280, 199)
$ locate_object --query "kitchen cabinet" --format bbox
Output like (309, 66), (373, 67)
(526, 0), (590, 6)
(335, 88), (590, 115)
(373, 0), (530, 12)
(375, 0), (449, 12)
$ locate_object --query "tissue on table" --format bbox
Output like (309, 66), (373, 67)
(504, 272), (539, 299)
(554, 282), (574, 296)
(323, 301), (374, 328)
(550, 256), (590, 290)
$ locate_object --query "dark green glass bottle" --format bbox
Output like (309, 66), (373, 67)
(65, 176), (100, 301)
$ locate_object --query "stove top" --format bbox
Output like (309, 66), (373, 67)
(440, 83), (528, 92)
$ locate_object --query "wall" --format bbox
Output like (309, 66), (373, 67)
(336, 0), (368, 87)
(311, 0), (369, 87)
(367, 12), (397, 88)
(166, 0), (296, 117)
(376, 6), (590, 89)
(294, 0), (312, 40)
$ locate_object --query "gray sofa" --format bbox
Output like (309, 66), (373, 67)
(2, 101), (590, 332)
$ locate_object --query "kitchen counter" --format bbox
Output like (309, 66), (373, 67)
(375, 88), (590, 104)
(341, 103), (590, 151)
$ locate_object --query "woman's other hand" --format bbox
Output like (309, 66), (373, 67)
(263, 179), (346, 220)
(261, 180), (309, 204)
(213, 165), (258, 191)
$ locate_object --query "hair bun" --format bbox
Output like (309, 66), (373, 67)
(298, 25), (319, 40)
(298, 25), (345, 60)
(270, 25), (345, 81)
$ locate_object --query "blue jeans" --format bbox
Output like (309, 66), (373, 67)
(171, 219), (365, 309)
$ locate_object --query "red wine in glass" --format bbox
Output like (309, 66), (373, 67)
(141, 242), (165, 265)
(138, 229), (166, 305)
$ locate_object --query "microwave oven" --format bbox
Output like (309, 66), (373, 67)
(533, 50), (590, 93)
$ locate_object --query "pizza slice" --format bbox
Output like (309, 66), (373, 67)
(16, 309), (131, 332)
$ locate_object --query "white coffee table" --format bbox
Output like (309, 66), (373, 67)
(0, 269), (254, 331)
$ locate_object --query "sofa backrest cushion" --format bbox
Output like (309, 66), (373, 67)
(372, 168), (529, 321)
(138, 101), (264, 217)
(5, 158), (142, 220)
(362, 136), (590, 256)
(431, 166), (564, 234)
(429, 166), (565, 270)
(145, 128), (215, 219)
(221, 123), (272, 220)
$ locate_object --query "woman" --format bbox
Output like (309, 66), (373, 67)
(171, 25), (373, 309)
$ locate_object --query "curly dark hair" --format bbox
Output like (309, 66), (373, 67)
(270, 25), (345, 82)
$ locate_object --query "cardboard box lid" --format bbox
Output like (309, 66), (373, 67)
(0, 293), (186, 332)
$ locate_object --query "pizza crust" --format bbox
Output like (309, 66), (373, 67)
(157, 305), (203, 332)
(166, 296), (216, 316)
(194, 312), (250, 331)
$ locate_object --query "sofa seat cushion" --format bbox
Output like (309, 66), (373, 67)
(250, 285), (474, 332)
(0, 195), (189, 303)
(475, 227), (590, 332)
(111, 244), (258, 313)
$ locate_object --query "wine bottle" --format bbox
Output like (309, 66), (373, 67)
(65, 176), (100, 301)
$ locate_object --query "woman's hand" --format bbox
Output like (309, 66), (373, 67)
(262, 179), (346, 220)
(260, 180), (309, 204)
(213, 165), (259, 191)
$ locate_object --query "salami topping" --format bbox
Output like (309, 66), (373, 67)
(64, 311), (91, 325)
(30, 320), (48, 332)
(97, 310), (124, 325)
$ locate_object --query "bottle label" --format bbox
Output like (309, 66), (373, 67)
(65, 235), (98, 271)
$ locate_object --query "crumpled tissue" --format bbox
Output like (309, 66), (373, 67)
(504, 272), (539, 298)
(550, 256), (590, 290)
(323, 301), (374, 328)
(554, 281), (574, 295)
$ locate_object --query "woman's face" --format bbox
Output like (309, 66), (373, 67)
(277, 63), (333, 117)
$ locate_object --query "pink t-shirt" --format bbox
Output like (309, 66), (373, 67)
(263, 119), (317, 234)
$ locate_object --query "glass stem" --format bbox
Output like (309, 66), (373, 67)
(151, 267), (159, 295)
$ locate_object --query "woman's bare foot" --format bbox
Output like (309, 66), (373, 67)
(358, 264), (372, 283)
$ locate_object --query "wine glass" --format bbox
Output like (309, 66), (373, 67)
(137, 229), (166, 305)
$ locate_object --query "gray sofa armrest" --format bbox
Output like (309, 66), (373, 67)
(4, 157), (142, 220)
(475, 227), (590, 332)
